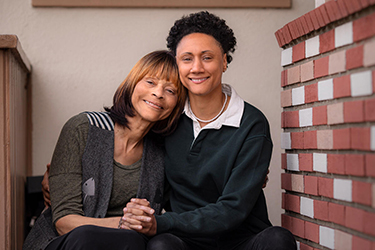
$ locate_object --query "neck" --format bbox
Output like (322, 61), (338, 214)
(188, 88), (229, 125)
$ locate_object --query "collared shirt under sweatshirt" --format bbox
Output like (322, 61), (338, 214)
(155, 84), (273, 248)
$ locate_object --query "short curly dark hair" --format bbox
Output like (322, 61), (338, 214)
(167, 11), (237, 64)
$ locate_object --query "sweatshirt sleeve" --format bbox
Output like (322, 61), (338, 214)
(156, 118), (273, 237)
(49, 113), (89, 224)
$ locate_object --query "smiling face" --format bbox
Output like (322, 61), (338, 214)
(175, 33), (227, 98)
(131, 75), (178, 123)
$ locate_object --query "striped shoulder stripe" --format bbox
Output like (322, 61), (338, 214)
(84, 111), (114, 131)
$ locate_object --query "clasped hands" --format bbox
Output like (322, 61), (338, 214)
(119, 198), (157, 236)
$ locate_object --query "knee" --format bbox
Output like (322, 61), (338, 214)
(256, 226), (297, 250)
(147, 234), (185, 250)
(65, 225), (100, 246)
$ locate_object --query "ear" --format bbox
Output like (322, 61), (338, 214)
(223, 53), (228, 72)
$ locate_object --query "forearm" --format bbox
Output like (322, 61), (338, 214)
(55, 214), (121, 235)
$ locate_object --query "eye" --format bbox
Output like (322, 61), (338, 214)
(165, 88), (176, 95)
(146, 80), (154, 85)
(203, 56), (212, 60)
(181, 57), (192, 62)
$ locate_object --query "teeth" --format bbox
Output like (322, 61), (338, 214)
(145, 100), (162, 109)
(191, 78), (207, 83)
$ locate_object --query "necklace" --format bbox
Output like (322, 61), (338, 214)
(188, 93), (228, 123)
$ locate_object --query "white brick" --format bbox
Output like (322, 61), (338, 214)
(300, 196), (314, 218)
(281, 132), (291, 149)
(335, 22), (353, 48)
(305, 36), (320, 58)
(318, 79), (333, 101)
(287, 154), (299, 171)
(313, 153), (327, 173)
(292, 86), (305, 105)
(320, 226), (335, 249)
(296, 241), (300, 250)
(371, 126), (375, 151)
(281, 47), (293, 66)
(299, 108), (313, 127)
(351, 71), (373, 97)
(334, 179), (352, 202)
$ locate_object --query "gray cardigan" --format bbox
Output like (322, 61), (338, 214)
(23, 112), (165, 250)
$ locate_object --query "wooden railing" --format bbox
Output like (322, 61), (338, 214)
(0, 35), (32, 250)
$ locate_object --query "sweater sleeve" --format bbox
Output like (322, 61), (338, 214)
(155, 121), (273, 237)
(49, 113), (89, 225)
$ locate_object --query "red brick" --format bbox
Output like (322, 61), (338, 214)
(346, 206), (365, 232)
(314, 200), (329, 221)
(337, 0), (350, 17)
(293, 41), (305, 63)
(364, 211), (375, 236)
(318, 177), (334, 198)
(352, 180), (372, 206)
(365, 98), (375, 121)
(358, 0), (371, 8)
(281, 70), (287, 87)
(325, 0), (344, 21)
(333, 128), (351, 149)
(287, 22), (298, 40)
(318, 5), (331, 25)
(313, 105), (327, 125)
(373, 70), (375, 93)
(282, 153), (287, 170)
(304, 175), (318, 195)
(351, 127), (371, 150)
(299, 15), (310, 35)
(328, 202), (346, 225)
(345, 154), (366, 176)
(365, 154), (375, 177)
(308, 10), (321, 30)
(281, 173), (292, 191)
(303, 13), (315, 33)
(291, 217), (305, 238)
(304, 130), (318, 149)
(292, 20), (303, 38)
(275, 30), (284, 47)
(305, 221), (319, 243)
(352, 236), (372, 250)
(344, 0), (362, 14)
(283, 110), (299, 128)
(295, 19), (306, 37)
(299, 242), (314, 250)
(346, 45), (364, 70)
(305, 83), (318, 104)
(320, 29), (335, 54)
(281, 213), (293, 232)
(314, 57), (329, 78)
(291, 132), (304, 149)
(284, 193), (300, 213)
(287, 66), (300, 85)
(333, 74), (351, 98)
(299, 153), (313, 172)
(283, 25), (293, 45)
(353, 12), (375, 42)
(327, 154), (346, 174)
(344, 100), (365, 123)
(314, 8), (326, 28)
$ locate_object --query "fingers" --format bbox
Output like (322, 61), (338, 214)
(126, 200), (154, 216)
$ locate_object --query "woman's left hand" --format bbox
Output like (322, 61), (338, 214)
(120, 198), (157, 236)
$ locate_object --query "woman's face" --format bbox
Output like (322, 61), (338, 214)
(175, 33), (227, 98)
(131, 75), (178, 123)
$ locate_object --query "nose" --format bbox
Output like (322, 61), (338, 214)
(190, 59), (204, 73)
(152, 85), (164, 99)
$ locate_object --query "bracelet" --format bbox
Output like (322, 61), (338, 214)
(118, 217), (122, 229)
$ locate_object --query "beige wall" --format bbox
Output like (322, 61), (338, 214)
(0, 0), (314, 225)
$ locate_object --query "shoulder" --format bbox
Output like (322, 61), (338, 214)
(241, 102), (271, 138)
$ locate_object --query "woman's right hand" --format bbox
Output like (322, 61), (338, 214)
(41, 163), (51, 207)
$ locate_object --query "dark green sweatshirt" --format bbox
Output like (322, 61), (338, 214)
(156, 102), (273, 248)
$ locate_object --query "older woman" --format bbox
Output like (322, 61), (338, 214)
(123, 12), (296, 250)
(23, 50), (186, 250)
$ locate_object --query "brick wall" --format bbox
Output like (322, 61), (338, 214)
(275, 1), (375, 249)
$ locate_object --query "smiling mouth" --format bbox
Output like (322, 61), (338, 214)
(144, 100), (163, 109)
(190, 77), (208, 83)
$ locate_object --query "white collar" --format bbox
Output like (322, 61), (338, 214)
(183, 84), (244, 138)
